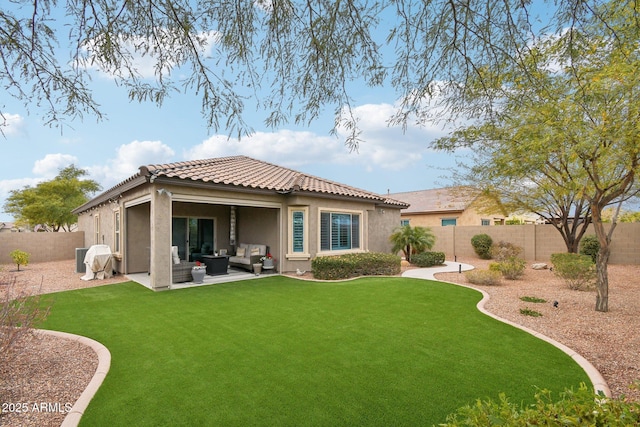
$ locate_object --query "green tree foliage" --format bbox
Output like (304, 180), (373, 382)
(9, 249), (29, 271)
(389, 225), (436, 263)
(433, 1), (640, 311)
(579, 235), (600, 263)
(602, 208), (640, 223)
(3, 165), (100, 231)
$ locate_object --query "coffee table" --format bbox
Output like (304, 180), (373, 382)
(201, 255), (229, 276)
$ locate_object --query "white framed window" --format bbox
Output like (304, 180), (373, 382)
(481, 219), (490, 226)
(114, 209), (121, 253)
(287, 207), (310, 259)
(400, 219), (410, 226)
(319, 210), (362, 252)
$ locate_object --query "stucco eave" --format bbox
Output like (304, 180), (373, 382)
(72, 175), (148, 215)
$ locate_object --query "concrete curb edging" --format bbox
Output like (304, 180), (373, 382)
(403, 262), (611, 397)
(35, 329), (111, 427)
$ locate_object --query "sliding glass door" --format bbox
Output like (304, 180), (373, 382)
(172, 217), (215, 261)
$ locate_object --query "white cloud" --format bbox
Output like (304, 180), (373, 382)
(185, 101), (450, 173)
(336, 102), (450, 171)
(89, 140), (175, 188)
(32, 154), (79, 178)
(185, 130), (345, 168)
(1, 113), (26, 137)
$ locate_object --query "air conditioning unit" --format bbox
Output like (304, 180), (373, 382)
(75, 248), (89, 273)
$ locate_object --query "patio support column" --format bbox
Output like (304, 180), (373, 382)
(150, 188), (172, 291)
(229, 205), (237, 252)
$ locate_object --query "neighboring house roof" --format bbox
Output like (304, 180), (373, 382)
(74, 156), (409, 213)
(387, 187), (474, 214)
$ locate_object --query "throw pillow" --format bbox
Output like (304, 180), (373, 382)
(250, 247), (261, 255)
(236, 247), (246, 257)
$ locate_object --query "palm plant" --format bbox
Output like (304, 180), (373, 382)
(389, 225), (436, 263)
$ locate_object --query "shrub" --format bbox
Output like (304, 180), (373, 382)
(520, 296), (546, 303)
(471, 234), (493, 259)
(9, 249), (30, 271)
(311, 252), (401, 280)
(520, 308), (543, 317)
(465, 269), (502, 286)
(1, 275), (51, 365)
(550, 253), (596, 290)
(441, 383), (640, 426)
(489, 241), (523, 262)
(486, 243), (526, 279)
(579, 235), (600, 263)
(410, 251), (445, 267)
(496, 256), (526, 280)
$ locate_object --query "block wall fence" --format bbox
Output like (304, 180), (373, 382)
(429, 223), (640, 265)
(1, 223), (639, 265)
(0, 232), (85, 265)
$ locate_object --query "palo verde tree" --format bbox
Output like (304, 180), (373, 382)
(3, 165), (101, 232)
(1, 1), (635, 147)
(433, 1), (640, 312)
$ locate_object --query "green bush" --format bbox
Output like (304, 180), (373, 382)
(471, 234), (493, 259)
(465, 269), (502, 286)
(550, 253), (596, 290)
(410, 251), (445, 267)
(497, 256), (526, 280)
(579, 235), (600, 263)
(9, 250), (30, 271)
(311, 252), (401, 280)
(440, 383), (640, 426)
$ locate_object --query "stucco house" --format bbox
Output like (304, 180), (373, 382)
(388, 187), (505, 227)
(73, 156), (408, 291)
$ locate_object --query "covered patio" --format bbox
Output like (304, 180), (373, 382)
(124, 192), (281, 291)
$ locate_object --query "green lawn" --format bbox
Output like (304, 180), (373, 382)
(41, 276), (589, 426)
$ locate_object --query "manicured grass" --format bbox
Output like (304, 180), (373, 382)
(42, 276), (589, 426)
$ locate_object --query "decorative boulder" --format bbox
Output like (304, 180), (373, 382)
(531, 263), (548, 270)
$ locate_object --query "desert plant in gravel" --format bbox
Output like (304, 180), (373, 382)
(0, 274), (51, 364)
(550, 253), (596, 291)
(465, 269), (502, 286)
(9, 249), (30, 272)
(496, 257), (526, 280)
(490, 241), (523, 261)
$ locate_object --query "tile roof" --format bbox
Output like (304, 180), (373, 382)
(388, 187), (474, 213)
(75, 156), (408, 213)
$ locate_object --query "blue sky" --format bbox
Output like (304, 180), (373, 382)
(0, 7), (473, 223)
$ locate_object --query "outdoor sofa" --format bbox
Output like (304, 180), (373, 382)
(228, 243), (267, 271)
